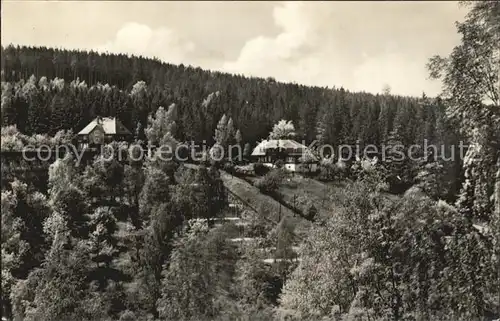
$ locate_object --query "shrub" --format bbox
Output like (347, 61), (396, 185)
(223, 162), (235, 174)
(254, 162), (270, 176)
(305, 203), (318, 221)
(234, 164), (255, 177)
(119, 310), (137, 321)
(255, 169), (285, 194)
(245, 215), (270, 238)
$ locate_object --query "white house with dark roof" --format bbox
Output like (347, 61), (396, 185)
(251, 139), (319, 172)
(77, 116), (132, 148)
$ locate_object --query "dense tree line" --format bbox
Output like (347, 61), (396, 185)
(1, 43), (467, 198)
(1, 44), (458, 150)
(2, 117), (230, 320)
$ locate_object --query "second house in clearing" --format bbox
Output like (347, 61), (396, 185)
(251, 139), (318, 173)
(76, 116), (133, 149)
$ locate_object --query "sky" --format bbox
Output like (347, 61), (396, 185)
(1, 1), (469, 97)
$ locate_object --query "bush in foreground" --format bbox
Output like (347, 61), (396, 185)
(255, 169), (286, 195)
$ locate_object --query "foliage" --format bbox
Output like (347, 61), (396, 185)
(235, 243), (282, 313)
(279, 176), (499, 320)
(11, 238), (110, 321)
(1, 180), (50, 318)
(304, 203), (318, 222)
(427, 0), (500, 220)
(255, 169), (286, 195)
(269, 120), (296, 140)
(1, 3), (498, 319)
(214, 114), (229, 146)
(382, 129), (416, 192)
(87, 207), (119, 268)
(254, 162), (270, 176)
(1, 45), (461, 170)
(243, 143), (251, 158)
(414, 160), (445, 199)
(1, 45), (465, 200)
(274, 159), (284, 169)
(138, 165), (171, 225)
(145, 104), (178, 146)
(1, 124), (73, 151)
(157, 222), (238, 321)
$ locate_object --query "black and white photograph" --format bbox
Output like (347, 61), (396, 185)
(1, 1), (499, 320)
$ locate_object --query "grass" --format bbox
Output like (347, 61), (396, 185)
(220, 170), (296, 222)
(278, 174), (333, 216)
(219, 170), (312, 240)
(244, 172), (347, 219)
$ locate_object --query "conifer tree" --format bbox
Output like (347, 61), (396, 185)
(235, 129), (243, 146)
(1, 82), (16, 126)
(214, 114), (228, 146)
(87, 207), (119, 270)
(226, 117), (235, 146)
(243, 143), (251, 158)
(383, 129), (415, 192)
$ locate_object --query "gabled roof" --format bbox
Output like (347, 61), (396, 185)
(77, 117), (132, 136)
(251, 139), (317, 161)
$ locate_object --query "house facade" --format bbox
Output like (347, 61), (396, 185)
(76, 116), (132, 149)
(251, 139), (319, 172)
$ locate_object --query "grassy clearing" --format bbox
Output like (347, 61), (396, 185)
(245, 172), (347, 218)
(219, 170), (312, 239)
(220, 171), (296, 222)
(278, 175), (333, 216)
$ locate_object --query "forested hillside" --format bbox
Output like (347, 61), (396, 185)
(1, 44), (468, 198)
(1, 44), (455, 148)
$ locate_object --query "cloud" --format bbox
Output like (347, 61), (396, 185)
(221, 1), (465, 96)
(352, 50), (440, 96)
(222, 2), (342, 87)
(3, 1), (464, 96)
(97, 22), (196, 65)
